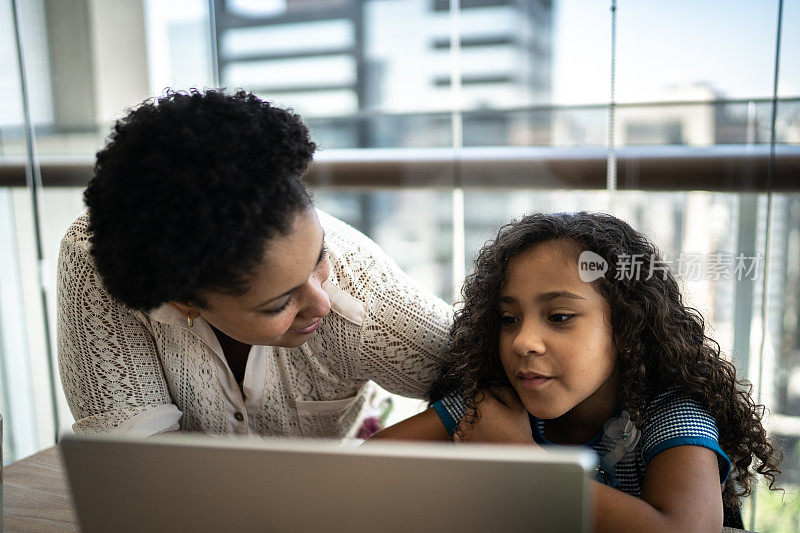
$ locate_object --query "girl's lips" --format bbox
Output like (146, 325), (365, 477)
(291, 319), (322, 335)
(518, 376), (553, 390)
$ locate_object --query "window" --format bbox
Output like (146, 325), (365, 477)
(1, 2), (798, 528)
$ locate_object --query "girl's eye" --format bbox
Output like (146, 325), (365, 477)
(500, 315), (519, 326)
(549, 313), (575, 324)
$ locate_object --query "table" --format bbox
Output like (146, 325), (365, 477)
(2, 445), (753, 533)
(3, 446), (79, 532)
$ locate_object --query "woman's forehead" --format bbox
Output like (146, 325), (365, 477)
(242, 210), (324, 299)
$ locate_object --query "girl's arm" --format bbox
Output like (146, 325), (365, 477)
(372, 390), (723, 531)
(368, 408), (451, 441)
(594, 445), (723, 533)
(449, 390), (724, 532)
(369, 387), (534, 443)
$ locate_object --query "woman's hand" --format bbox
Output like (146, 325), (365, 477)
(455, 387), (536, 445)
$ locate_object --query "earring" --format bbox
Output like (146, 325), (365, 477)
(187, 316), (194, 328)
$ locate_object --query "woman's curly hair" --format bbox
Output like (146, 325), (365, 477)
(430, 211), (781, 509)
(83, 89), (316, 311)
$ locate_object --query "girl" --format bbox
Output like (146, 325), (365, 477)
(372, 212), (781, 532)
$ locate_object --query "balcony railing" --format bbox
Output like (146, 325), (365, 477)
(1, 145), (799, 191)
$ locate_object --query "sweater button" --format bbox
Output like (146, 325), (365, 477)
(234, 412), (244, 422)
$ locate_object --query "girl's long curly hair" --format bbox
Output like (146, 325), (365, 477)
(430, 211), (781, 509)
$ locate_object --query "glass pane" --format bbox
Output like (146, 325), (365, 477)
(214, 0), (457, 149)
(144, 0), (213, 93)
(462, 190), (768, 368)
(0, 5), (796, 531)
(752, 192), (800, 529)
(616, 101), (778, 147)
(462, 188), (794, 529)
(778, 0), (800, 98)
(616, 0), (780, 103)
(0, 186), (39, 464)
(0, 0), (51, 462)
(315, 189), (454, 302)
(777, 100), (800, 144)
(552, 0), (610, 105)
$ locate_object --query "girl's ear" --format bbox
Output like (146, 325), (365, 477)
(612, 334), (622, 353)
(612, 335), (630, 356)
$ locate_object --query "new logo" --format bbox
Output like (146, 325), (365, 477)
(578, 251), (608, 282)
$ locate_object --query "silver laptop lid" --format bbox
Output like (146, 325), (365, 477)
(61, 434), (596, 533)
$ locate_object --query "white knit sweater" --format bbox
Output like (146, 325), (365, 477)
(57, 210), (452, 438)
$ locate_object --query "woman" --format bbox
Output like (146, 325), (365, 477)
(57, 89), (452, 438)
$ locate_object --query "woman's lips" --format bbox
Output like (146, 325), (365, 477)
(291, 319), (322, 335)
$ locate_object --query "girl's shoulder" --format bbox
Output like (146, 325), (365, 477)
(643, 390), (717, 434)
(640, 389), (731, 482)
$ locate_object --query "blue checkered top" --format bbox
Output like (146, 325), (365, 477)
(432, 390), (731, 497)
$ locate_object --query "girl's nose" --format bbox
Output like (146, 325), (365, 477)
(512, 321), (546, 357)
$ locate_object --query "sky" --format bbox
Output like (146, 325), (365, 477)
(554, 0), (800, 104)
(143, 0), (800, 110)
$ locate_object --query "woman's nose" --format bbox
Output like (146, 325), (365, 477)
(512, 321), (546, 357)
(297, 276), (330, 319)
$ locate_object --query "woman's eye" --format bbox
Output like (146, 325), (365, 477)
(549, 313), (575, 323)
(315, 244), (328, 271)
(262, 298), (291, 315)
(500, 315), (519, 326)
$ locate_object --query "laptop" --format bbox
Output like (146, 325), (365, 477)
(60, 433), (596, 533)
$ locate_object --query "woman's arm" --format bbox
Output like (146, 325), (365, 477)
(368, 408), (451, 441)
(318, 212), (453, 399)
(57, 224), (181, 435)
